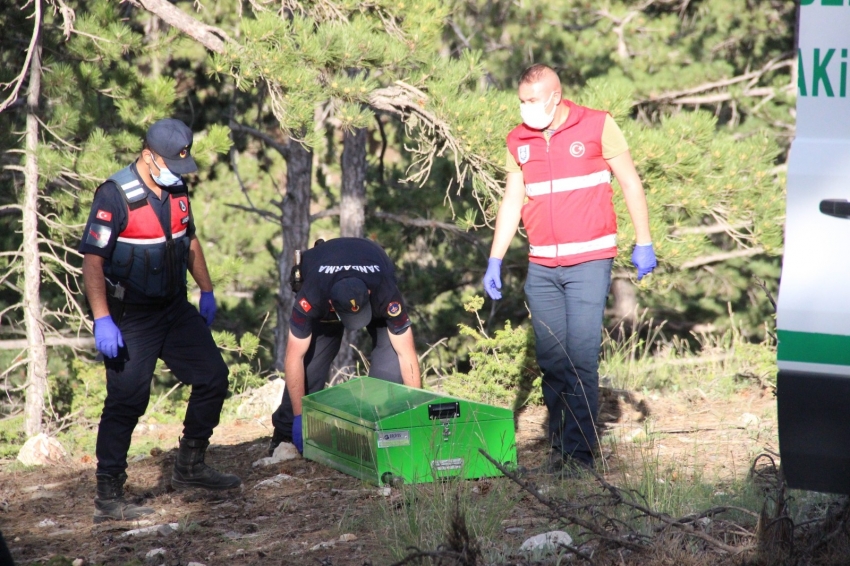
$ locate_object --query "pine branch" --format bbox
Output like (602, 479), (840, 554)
(229, 120), (291, 158)
(637, 57), (794, 106)
(0, 205), (22, 217)
(681, 246), (768, 269)
(672, 221), (751, 236)
(310, 206), (480, 243)
(48, 0), (76, 40)
(224, 202), (280, 223)
(131, 0), (232, 53)
(0, 0), (42, 114)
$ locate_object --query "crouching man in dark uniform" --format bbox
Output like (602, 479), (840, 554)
(80, 119), (241, 524)
(269, 237), (422, 455)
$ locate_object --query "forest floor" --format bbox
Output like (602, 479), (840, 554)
(0, 381), (788, 566)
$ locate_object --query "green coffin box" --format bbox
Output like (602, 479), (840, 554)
(302, 377), (517, 485)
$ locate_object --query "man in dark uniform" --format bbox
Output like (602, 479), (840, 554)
(80, 118), (241, 524)
(269, 237), (422, 455)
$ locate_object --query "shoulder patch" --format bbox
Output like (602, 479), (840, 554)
(517, 144), (530, 164)
(299, 297), (312, 312)
(86, 224), (112, 248)
(387, 301), (402, 317)
(96, 209), (112, 222)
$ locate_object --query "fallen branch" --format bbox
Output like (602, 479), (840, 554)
(586, 467), (754, 555)
(478, 449), (647, 553)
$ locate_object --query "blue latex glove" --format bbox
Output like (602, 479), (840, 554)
(292, 415), (303, 454)
(94, 315), (124, 359)
(631, 243), (657, 281)
(482, 257), (503, 300)
(199, 291), (216, 327)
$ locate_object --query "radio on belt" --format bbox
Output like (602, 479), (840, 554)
(301, 377), (517, 485)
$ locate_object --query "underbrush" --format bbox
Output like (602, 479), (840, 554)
(600, 309), (776, 395)
(374, 434), (849, 565)
(0, 329), (263, 461)
(442, 298), (777, 411)
(375, 475), (522, 562)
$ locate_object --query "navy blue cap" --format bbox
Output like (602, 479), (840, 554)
(145, 118), (198, 175)
(330, 278), (372, 330)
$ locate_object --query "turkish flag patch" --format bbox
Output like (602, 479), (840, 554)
(96, 209), (112, 222)
(299, 298), (312, 312)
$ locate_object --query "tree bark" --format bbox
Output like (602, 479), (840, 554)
(609, 277), (638, 330)
(340, 128), (367, 238)
(332, 127), (368, 379)
(22, 3), (47, 437)
(274, 139), (313, 371)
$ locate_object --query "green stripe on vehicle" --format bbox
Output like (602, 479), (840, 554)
(777, 330), (850, 366)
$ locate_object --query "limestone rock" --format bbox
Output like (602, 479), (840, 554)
(520, 530), (574, 552)
(236, 378), (285, 418)
(252, 441), (300, 468)
(17, 434), (68, 466)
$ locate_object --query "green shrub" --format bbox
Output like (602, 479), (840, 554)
(442, 296), (542, 409)
(0, 414), (25, 458)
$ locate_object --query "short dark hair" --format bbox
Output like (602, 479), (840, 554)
(519, 64), (557, 85)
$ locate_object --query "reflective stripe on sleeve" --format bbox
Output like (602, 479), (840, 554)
(525, 170), (612, 197)
(529, 234), (617, 258)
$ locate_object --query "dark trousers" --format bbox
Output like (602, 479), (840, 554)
(96, 297), (229, 475)
(271, 319), (403, 437)
(0, 529), (13, 566)
(524, 259), (612, 465)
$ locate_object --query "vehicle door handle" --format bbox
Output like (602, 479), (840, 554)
(820, 199), (850, 219)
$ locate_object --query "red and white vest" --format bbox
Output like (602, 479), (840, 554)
(506, 100), (617, 267)
(103, 165), (191, 299)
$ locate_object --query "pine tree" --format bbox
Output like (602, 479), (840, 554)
(0, 0), (231, 432)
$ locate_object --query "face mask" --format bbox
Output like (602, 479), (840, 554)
(148, 154), (182, 187)
(520, 92), (557, 130)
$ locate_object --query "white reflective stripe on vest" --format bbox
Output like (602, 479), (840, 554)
(525, 170), (612, 198)
(116, 228), (187, 245)
(124, 187), (145, 200)
(529, 234), (617, 258)
(117, 235), (166, 245)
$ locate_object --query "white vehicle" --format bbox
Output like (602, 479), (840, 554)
(776, 0), (850, 493)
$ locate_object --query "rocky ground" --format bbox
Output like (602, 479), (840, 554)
(0, 383), (778, 565)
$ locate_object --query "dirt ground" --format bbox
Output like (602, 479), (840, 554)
(0, 384), (777, 566)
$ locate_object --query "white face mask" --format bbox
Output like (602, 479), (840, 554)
(520, 92), (557, 130)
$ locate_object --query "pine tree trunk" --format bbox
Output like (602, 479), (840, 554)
(340, 127), (367, 238)
(22, 7), (47, 437)
(609, 276), (638, 334)
(274, 139), (313, 371)
(332, 127), (368, 381)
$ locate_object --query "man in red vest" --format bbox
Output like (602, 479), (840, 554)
(483, 64), (657, 474)
(80, 119), (240, 523)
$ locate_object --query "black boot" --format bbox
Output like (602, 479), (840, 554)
(171, 437), (241, 491)
(93, 472), (154, 524)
